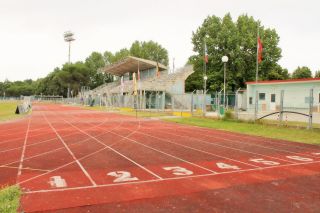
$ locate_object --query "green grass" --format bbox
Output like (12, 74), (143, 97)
(0, 101), (25, 121)
(0, 185), (21, 213)
(164, 117), (320, 145)
(82, 106), (174, 118)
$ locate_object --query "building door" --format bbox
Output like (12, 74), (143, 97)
(270, 94), (276, 111)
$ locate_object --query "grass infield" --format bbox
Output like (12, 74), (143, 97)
(164, 117), (320, 145)
(0, 185), (21, 213)
(0, 101), (24, 121)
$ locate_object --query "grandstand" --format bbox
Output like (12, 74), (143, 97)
(81, 56), (194, 109)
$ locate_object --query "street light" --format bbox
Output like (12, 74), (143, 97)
(221, 55), (229, 108)
(203, 35), (209, 116)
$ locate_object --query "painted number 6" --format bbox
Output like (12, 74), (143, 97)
(163, 166), (193, 176)
(107, 171), (139, 183)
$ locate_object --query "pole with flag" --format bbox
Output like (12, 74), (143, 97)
(133, 72), (137, 96)
(120, 76), (124, 95)
(256, 25), (263, 83)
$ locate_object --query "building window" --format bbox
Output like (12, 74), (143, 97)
(249, 97), (253, 104)
(259, 93), (266, 100)
(305, 97), (314, 104)
(271, 94), (276, 103)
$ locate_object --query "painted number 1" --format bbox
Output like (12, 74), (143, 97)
(107, 171), (139, 183)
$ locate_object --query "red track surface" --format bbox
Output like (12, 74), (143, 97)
(1, 103), (320, 212)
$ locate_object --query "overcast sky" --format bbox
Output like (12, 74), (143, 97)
(0, 0), (319, 81)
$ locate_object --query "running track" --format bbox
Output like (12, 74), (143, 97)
(1, 103), (320, 212)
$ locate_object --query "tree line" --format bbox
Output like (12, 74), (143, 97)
(0, 41), (168, 97)
(1, 14), (319, 97)
(185, 13), (320, 92)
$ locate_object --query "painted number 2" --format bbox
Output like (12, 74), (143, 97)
(163, 166), (193, 176)
(107, 171), (139, 183)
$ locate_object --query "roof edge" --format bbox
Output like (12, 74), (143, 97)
(246, 78), (320, 85)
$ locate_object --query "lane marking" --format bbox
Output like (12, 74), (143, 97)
(135, 130), (260, 168)
(103, 127), (217, 174)
(174, 127), (319, 159)
(24, 160), (320, 194)
(17, 118), (141, 185)
(42, 112), (97, 187)
(157, 129), (297, 164)
(17, 118), (31, 178)
(1, 165), (50, 172)
(62, 116), (163, 180)
(49, 176), (67, 188)
(178, 124), (320, 154)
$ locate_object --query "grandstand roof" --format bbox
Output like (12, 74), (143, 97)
(99, 56), (167, 76)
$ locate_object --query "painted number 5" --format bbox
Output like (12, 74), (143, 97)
(163, 166), (193, 176)
(249, 158), (280, 166)
(107, 171), (139, 183)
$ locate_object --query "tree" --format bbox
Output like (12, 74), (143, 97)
(267, 65), (290, 80)
(186, 13), (283, 92)
(85, 52), (111, 89)
(292, 66), (312, 79)
(314, 70), (320, 78)
(130, 41), (169, 65)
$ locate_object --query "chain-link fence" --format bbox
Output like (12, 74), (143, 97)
(237, 88), (319, 128)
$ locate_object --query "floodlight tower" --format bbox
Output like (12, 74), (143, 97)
(64, 31), (75, 64)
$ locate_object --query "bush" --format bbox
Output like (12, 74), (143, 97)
(223, 109), (234, 120)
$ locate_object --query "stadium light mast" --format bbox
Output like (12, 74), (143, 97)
(64, 31), (75, 64)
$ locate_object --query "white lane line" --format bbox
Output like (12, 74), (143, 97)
(103, 127), (217, 174)
(23, 160), (320, 194)
(17, 118), (31, 178)
(16, 116), (134, 185)
(1, 165), (50, 172)
(159, 129), (297, 164)
(42, 112), (97, 186)
(178, 124), (320, 153)
(17, 147), (108, 186)
(176, 127), (320, 158)
(63, 118), (163, 180)
(136, 130), (260, 168)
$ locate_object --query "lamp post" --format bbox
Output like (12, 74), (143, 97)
(203, 35), (209, 115)
(221, 55), (228, 108)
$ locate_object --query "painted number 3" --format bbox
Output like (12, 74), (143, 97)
(163, 166), (193, 176)
(107, 171), (139, 183)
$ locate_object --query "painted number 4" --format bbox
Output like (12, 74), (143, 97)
(107, 171), (139, 183)
(163, 166), (193, 176)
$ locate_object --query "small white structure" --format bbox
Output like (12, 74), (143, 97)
(246, 78), (320, 113)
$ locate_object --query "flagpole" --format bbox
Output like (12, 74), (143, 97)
(255, 24), (260, 83)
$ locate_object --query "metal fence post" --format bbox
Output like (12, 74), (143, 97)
(191, 91), (194, 116)
(308, 89), (314, 129)
(254, 90), (259, 121)
(235, 88), (240, 120)
(279, 90), (284, 125)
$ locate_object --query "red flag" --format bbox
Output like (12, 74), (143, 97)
(204, 43), (208, 63)
(258, 37), (263, 63)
